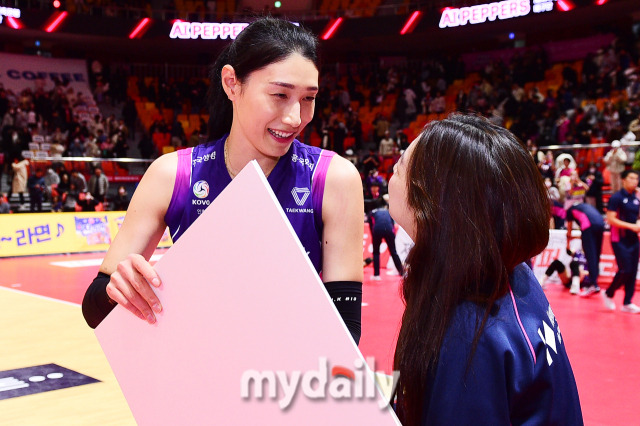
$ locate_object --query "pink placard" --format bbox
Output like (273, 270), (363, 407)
(95, 161), (400, 425)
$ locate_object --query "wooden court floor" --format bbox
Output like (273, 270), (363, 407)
(1, 252), (639, 425)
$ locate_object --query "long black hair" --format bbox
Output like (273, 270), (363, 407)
(393, 114), (550, 425)
(207, 17), (319, 141)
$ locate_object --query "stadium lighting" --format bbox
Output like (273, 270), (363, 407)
(274, 1), (282, 7)
(400, 11), (422, 35)
(129, 17), (151, 39)
(556, 0), (574, 11)
(45, 11), (68, 32)
(6, 16), (23, 29)
(321, 17), (343, 40)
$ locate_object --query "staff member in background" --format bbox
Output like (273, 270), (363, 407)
(602, 169), (640, 314)
(368, 196), (404, 281)
(88, 166), (109, 204)
(565, 202), (604, 296)
(603, 140), (627, 193)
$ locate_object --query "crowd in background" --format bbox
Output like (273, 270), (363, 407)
(2, 27), (640, 214)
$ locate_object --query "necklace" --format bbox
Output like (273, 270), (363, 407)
(224, 141), (238, 179)
(224, 139), (278, 179)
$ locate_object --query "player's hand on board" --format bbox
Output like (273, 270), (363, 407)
(106, 253), (163, 324)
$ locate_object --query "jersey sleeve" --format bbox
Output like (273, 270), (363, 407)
(607, 192), (621, 214)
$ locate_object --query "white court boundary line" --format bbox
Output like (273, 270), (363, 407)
(51, 253), (164, 268)
(0, 286), (80, 307)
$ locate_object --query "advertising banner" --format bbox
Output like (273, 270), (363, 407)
(0, 52), (91, 95)
(0, 212), (172, 257)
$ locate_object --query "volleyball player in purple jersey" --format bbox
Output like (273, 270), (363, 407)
(82, 18), (365, 343)
(389, 115), (582, 425)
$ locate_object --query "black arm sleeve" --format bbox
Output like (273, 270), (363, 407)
(324, 281), (362, 345)
(82, 272), (117, 329)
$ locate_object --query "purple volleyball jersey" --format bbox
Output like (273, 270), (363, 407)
(164, 136), (335, 273)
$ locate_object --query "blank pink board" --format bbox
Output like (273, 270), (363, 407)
(95, 161), (401, 425)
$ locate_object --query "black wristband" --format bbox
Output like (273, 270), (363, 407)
(82, 271), (117, 329)
(324, 281), (362, 345)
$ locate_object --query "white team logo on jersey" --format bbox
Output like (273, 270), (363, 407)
(193, 180), (210, 198)
(537, 306), (562, 366)
(291, 187), (310, 206)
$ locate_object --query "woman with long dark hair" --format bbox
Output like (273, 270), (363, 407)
(388, 114), (582, 425)
(81, 17), (364, 344)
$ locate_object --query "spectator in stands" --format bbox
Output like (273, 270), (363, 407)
(113, 131), (129, 158)
(51, 194), (62, 212)
(361, 147), (380, 177)
(71, 170), (87, 192)
(365, 169), (386, 199)
(389, 114), (582, 425)
(62, 182), (80, 212)
(604, 140), (628, 192)
(396, 129), (409, 152)
(429, 91), (446, 114)
(10, 156), (29, 207)
(67, 137), (85, 157)
(538, 150), (555, 179)
(112, 185), (130, 211)
(546, 177), (565, 229)
(555, 154), (575, 183)
(562, 170), (589, 211)
(43, 167), (60, 202)
(0, 192), (11, 213)
(88, 166), (109, 204)
(27, 168), (45, 212)
(81, 18), (365, 347)
(373, 113), (390, 147)
(628, 112), (640, 141)
(85, 134), (101, 158)
(379, 130), (395, 157)
(455, 89), (467, 112)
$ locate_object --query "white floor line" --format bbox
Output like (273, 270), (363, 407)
(0, 286), (80, 307)
(50, 253), (164, 268)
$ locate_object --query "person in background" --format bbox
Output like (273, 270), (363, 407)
(88, 166), (109, 204)
(379, 130), (396, 157)
(604, 140), (627, 193)
(27, 169), (45, 212)
(11, 156), (29, 207)
(112, 185), (130, 211)
(0, 192), (11, 213)
(388, 114), (582, 425)
(602, 169), (640, 314)
(368, 196), (404, 281)
(541, 249), (588, 291)
(581, 162), (604, 213)
(565, 202), (604, 296)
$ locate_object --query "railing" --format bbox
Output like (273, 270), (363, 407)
(538, 141), (640, 151)
(25, 156), (153, 183)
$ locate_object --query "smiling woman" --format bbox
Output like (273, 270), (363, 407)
(81, 17), (365, 346)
